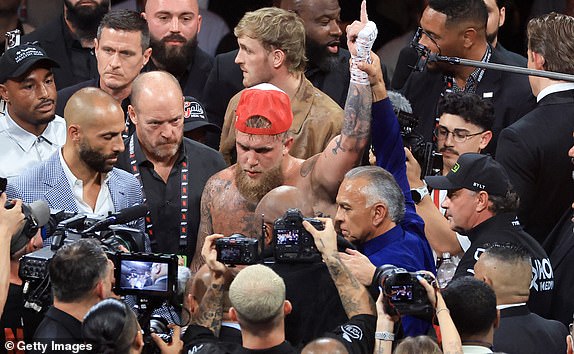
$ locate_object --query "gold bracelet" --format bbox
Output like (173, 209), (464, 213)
(436, 308), (450, 315)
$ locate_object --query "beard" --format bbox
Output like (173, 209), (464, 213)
(306, 37), (339, 72)
(150, 33), (198, 76)
(79, 140), (117, 173)
(486, 30), (498, 46)
(235, 163), (284, 204)
(143, 139), (181, 161)
(64, 0), (109, 40)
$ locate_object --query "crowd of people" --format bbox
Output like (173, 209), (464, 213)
(1, 0), (574, 353)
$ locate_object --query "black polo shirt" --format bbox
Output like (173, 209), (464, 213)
(116, 134), (226, 259)
(455, 212), (554, 318)
(31, 306), (83, 354)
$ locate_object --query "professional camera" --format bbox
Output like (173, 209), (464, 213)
(215, 234), (260, 266)
(113, 252), (177, 298)
(273, 208), (323, 263)
(375, 265), (434, 317)
(396, 109), (442, 179)
(0, 177), (50, 255)
(18, 207), (148, 312)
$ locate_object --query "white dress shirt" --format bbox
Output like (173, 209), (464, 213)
(59, 149), (115, 215)
(0, 110), (66, 178)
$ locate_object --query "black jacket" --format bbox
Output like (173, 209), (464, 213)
(455, 213), (554, 318)
(496, 89), (574, 244)
(399, 48), (536, 155)
(494, 305), (567, 354)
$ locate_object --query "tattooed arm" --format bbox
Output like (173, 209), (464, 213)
(192, 234), (229, 336)
(190, 177), (216, 273)
(303, 218), (376, 318)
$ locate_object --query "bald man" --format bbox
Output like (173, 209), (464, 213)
(117, 71), (225, 262)
(302, 338), (349, 354)
(7, 87), (146, 238)
(247, 186), (347, 347)
(474, 243), (567, 354)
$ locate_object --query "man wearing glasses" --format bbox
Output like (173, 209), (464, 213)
(405, 91), (493, 258)
(399, 0), (535, 156)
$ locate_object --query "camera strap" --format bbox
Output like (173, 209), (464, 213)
(128, 136), (189, 251)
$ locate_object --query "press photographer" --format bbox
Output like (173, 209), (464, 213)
(184, 216), (376, 354)
(29, 238), (115, 353)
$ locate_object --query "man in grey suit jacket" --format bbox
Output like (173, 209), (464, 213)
(7, 87), (146, 238)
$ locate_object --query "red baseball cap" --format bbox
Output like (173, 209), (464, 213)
(235, 83), (293, 135)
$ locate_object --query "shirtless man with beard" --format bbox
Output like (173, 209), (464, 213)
(190, 1), (377, 271)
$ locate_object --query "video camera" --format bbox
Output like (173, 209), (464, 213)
(215, 208), (324, 266)
(18, 206), (148, 312)
(375, 265), (434, 317)
(396, 108), (442, 179)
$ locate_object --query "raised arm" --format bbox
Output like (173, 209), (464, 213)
(0, 194), (25, 319)
(304, 218), (376, 318)
(405, 148), (463, 256)
(192, 234), (228, 336)
(312, 0), (377, 197)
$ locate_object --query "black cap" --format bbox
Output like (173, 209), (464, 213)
(425, 153), (511, 196)
(0, 44), (60, 83)
(183, 96), (221, 133)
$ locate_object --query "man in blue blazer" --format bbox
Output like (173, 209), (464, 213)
(7, 87), (146, 238)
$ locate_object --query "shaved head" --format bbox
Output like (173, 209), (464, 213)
(130, 71), (183, 109)
(64, 87), (123, 128)
(255, 185), (315, 224)
(302, 338), (348, 354)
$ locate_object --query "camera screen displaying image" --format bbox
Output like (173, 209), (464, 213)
(219, 247), (241, 263)
(275, 229), (300, 245)
(390, 284), (414, 303)
(114, 253), (177, 298)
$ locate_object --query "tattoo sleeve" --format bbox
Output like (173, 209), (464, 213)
(193, 276), (225, 336)
(323, 252), (376, 318)
(332, 82), (372, 155)
(190, 181), (214, 272)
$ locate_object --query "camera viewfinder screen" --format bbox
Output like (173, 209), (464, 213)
(275, 229), (300, 245)
(390, 285), (413, 302)
(119, 260), (169, 292)
(220, 247), (241, 262)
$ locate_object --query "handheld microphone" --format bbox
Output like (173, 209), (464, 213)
(83, 204), (148, 233)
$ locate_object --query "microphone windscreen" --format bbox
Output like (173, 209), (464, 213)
(29, 200), (50, 227)
(115, 204), (148, 224)
(387, 91), (413, 114)
(177, 266), (192, 297)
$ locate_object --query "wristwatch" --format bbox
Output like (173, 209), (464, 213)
(411, 180), (429, 204)
(375, 331), (395, 341)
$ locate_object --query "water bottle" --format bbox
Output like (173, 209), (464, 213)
(437, 252), (457, 289)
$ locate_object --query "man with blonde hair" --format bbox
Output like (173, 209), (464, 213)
(218, 7), (343, 165)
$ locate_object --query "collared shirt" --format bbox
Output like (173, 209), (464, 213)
(537, 82), (574, 102)
(447, 45), (492, 94)
(0, 110), (66, 178)
(59, 149), (114, 215)
(497, 302), (527, 310)
(61, 16), (98, 84)
(462, 345), (494, 353)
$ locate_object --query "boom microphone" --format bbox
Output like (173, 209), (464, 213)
(83, 204), (148, 233)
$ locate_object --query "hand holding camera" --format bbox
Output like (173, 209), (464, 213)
(202, 234), (228, 277)
(302, 217), (335, 256)
(0, 193), (25, 243)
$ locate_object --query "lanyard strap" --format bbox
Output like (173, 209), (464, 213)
(129, 136), (189, 248)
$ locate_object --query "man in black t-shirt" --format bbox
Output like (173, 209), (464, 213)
(426, 153), (554, 318)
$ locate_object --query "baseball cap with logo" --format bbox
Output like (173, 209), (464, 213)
(183, 96), (221, 134)
(235, 83), (293, 135)
(425, 153), (511, 196)
(0, 44), (59, 83)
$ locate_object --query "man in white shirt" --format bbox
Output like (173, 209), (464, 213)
(6, 87), (145, 233)
(0, 44), (66, 178)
